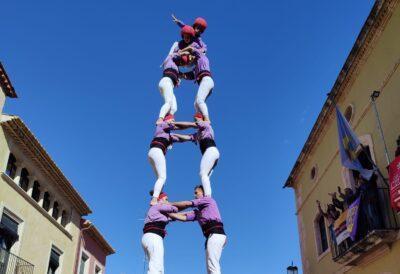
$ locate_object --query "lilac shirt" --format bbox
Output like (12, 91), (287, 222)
(193, 121), (214, 142)
(175, 19), (207, 53)
(144, 204), (178, 224)
(153, 122), (179, 142)
(186, 197), (222, 226)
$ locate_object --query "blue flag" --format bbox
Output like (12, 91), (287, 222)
(336, 107), (373, 179)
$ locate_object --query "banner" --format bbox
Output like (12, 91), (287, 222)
(346, 197), (361, 241)
(389, 156), (400, 212)
(334, 210), (349, 245)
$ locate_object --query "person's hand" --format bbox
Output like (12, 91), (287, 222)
(156, 118), (163, 125)
(316, 200), (321, 206)
(171, 14), (179, 23)
(178, 50), (190, 56)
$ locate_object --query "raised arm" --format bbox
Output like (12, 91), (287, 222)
(172, 14), (185, 28)
(316, 200), (327, 218)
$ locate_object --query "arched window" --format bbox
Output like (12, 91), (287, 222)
(61, 210), (68, 227)
(52, 202), (59, 220)
(32, 181), (41, 202)
(5, 153), (17, 179)
(43, 192), (51, 211)
(314, 214), (329, 256)
(19, 168), (29, 191)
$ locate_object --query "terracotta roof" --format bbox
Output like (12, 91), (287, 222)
(1, 114), (92, 215)
(0, 62), (17, 98)
(284, 0), (399, 188)
(82, 220), (115, 255)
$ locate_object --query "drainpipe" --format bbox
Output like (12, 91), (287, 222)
(73, 220), (92, 274)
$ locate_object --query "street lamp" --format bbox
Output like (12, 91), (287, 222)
(287, 262), (298, 274)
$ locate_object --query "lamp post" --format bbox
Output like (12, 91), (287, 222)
(287, 262), (298, 274)
(370, 90), (391, 165)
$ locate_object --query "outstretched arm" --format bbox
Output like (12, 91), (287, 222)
(172, 121), (197, 129)
(168, 213), (188, 222)
(172, 14), (185, 28)
(171, 133), (195, 143)
(171, 201), (193, 210)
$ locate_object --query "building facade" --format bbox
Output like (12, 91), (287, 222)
(75, 220), (115, 274)
(285, 0), (400, 273)
(0, 62), (114, 273)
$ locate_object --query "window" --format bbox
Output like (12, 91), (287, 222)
(19, 168), (29, 191)
(47, 248), (61, 274)
(32, 181), (41, 202)
(0, 213), (19, 251)
(43, 192), (51, 211)
(310, 165), (318, 181)
(5, 154), (17, 179)
(52, 202), (59, 220)
(95, 266), (102, 274)
(344, 104), (354, 122)
(314, 214), (328, 256)
(79, 253), (89, 274)
(60, 211), (68, 227)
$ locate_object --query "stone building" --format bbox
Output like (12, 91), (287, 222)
(0, 62), (114, 273)
(284, 0), (400, 273)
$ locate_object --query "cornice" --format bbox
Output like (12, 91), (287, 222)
(1, 116), (92, 215)
(0, 62), (17, 98)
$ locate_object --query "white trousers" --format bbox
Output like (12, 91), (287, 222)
(158, 77), (177, 118)
(200, 147), (220, 197)
(206, 234), (226, 274)
(148, 147), (166, 198)
(195, 76), (214, 117)
(142, 233), (164, 274)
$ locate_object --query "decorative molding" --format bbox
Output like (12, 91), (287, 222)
(0, 62), (17, 98)
(1, 172), (73, 239)
(1, 116), (91, 215)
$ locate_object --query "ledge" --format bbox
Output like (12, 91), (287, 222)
(1, 172), (73, 240)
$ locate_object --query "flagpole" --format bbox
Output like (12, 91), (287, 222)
(370, 91), (391, 165)
(327, 92), (389, 187)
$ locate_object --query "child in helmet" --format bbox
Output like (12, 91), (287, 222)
(157, 25), (205, 125)
(171, 15), (214, 122)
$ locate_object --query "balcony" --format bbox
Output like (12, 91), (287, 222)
(331, 187), (399, 265)
(0, 247), (34, 274)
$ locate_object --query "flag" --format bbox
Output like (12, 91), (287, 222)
(336, 106), (373, 179)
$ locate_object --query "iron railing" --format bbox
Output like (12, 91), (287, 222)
(0, 247), (34, 274)
(331, 186), (399, 263)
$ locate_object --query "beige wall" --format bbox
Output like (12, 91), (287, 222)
(0, 126), (81, 274)
(293, 3), (400, 274)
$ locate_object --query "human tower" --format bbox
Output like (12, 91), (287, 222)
(141, 15), (226, 274)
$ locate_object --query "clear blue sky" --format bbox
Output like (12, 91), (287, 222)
(1, 1), (374, 273)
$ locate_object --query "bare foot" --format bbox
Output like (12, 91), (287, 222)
(150, 197), (158, 206)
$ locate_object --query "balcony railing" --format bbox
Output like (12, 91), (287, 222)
(331, 187), (399, 265)
(0, 247), (34, 274)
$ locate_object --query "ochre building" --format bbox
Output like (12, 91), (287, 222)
(285, 0), (400, 273)
(0, 62), (114, 273)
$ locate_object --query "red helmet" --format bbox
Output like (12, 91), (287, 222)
(164, 114), (175, 121)
(194, 112), (204, 120)
(181, 25), (195, 38)
(158, 192), (168, 201)
(193, 17), (207, 31)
